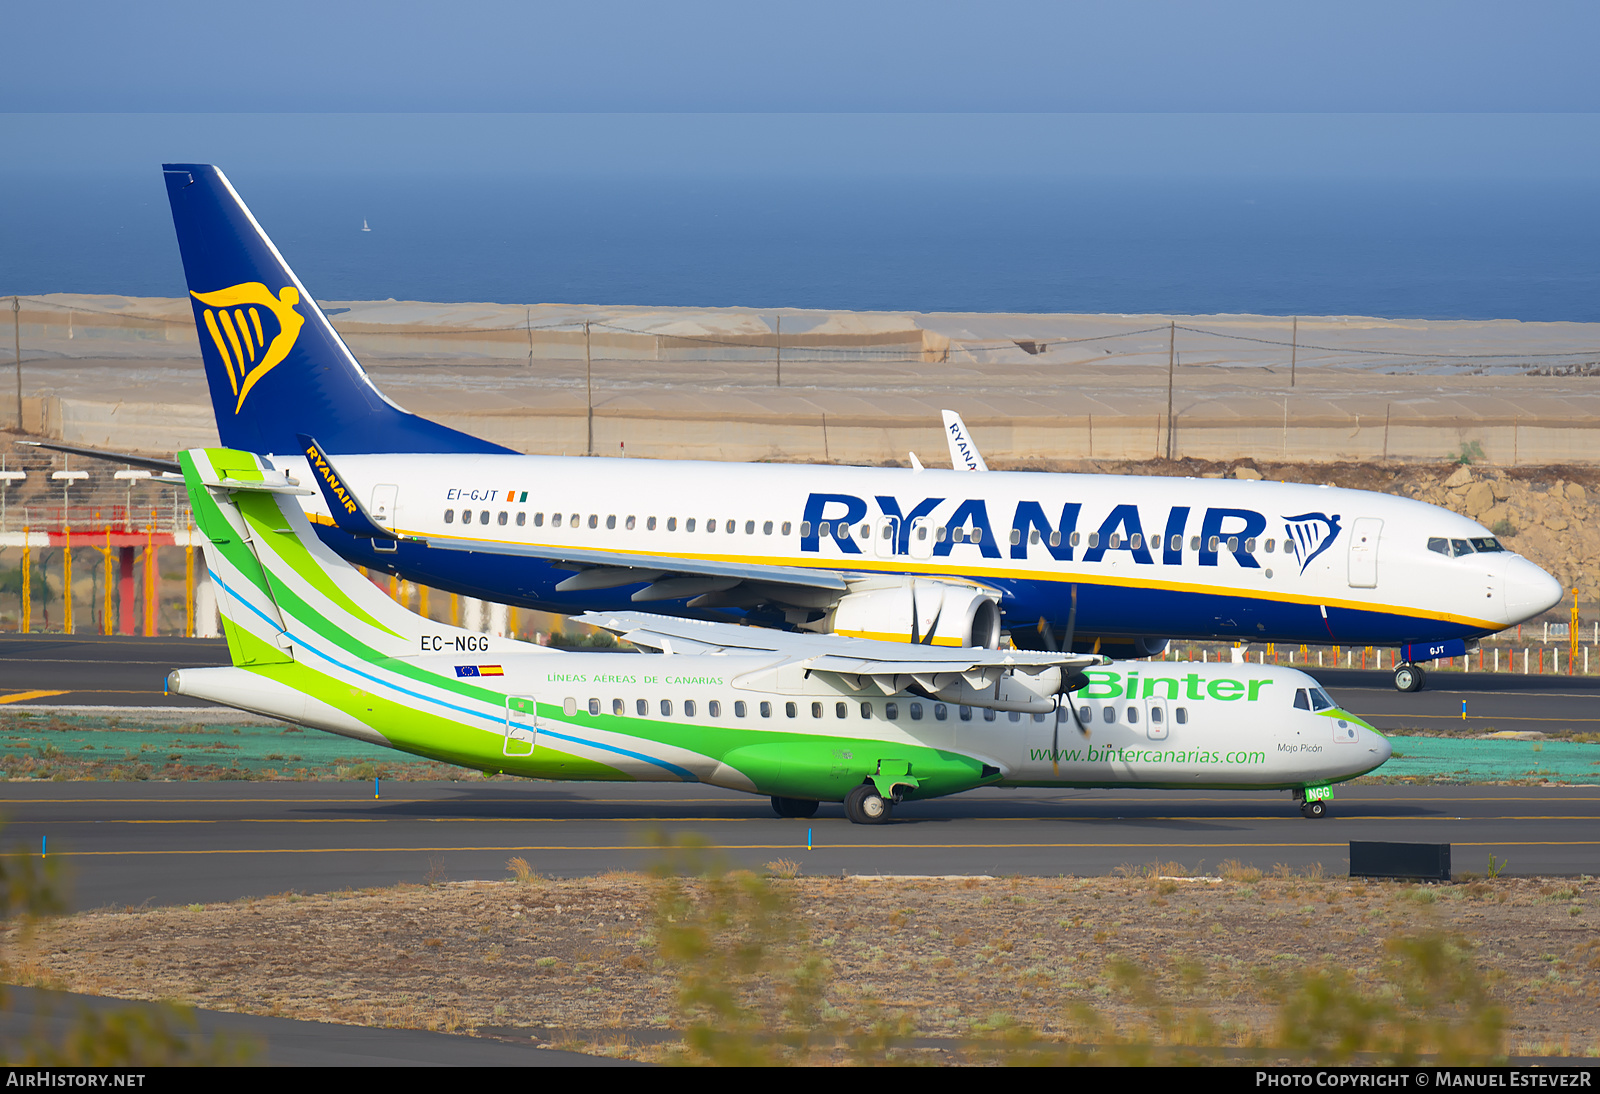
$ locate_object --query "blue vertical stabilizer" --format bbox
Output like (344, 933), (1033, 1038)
(162, 164), (514, 457)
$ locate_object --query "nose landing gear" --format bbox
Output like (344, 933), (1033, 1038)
(1393, 663), (1426, 692)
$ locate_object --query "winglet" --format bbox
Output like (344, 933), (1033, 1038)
(297, 433), (398, 539)
(941, 410), (988, 471)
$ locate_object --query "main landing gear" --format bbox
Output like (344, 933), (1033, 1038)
(1393, 663), (1427, 693)
(843, 783), (894, 825)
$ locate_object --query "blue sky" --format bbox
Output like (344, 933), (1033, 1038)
(5, 2), (1599, 181)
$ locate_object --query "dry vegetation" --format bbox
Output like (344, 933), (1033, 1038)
(9, 853), (1598, 1064)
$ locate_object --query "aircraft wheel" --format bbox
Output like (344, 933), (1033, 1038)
(844, 784), (893, 825)
(770, 796), (820, 819)
(1393, 664), (1426, 693)
(1301, 799), (1327, 819)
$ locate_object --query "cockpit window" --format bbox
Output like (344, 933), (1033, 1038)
(1294, 688), (1310, 710)
(1308, 688), (1335, 711)
(1429, 536), (1502, 558)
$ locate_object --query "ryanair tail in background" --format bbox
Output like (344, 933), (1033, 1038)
(162, 164), (512, 457)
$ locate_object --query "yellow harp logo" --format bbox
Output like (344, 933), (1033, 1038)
(191, 283), (306, 414)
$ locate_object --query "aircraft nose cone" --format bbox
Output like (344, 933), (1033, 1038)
(1503, 556), (1564, 624)
(1369, 731), (1392, 767)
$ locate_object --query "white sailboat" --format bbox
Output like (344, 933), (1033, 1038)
(361, 218), (371, 232)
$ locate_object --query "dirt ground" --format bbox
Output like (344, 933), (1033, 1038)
(10, 864), (1598, 1064)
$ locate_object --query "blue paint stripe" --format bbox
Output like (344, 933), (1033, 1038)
(211, 570), (698, 779)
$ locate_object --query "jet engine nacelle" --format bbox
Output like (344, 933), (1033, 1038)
(825, 578), (1002, 649)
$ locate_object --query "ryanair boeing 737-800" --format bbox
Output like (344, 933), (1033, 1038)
(44, 164), (1564, 694)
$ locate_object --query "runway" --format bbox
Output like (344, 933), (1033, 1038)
(3, 781), (1597, 912)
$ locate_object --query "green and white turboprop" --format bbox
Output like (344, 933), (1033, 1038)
(168, 448), (1391, 823)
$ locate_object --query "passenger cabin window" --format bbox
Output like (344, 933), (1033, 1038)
(763, 521), (774, 534)
(444, 509), (454, 523)
(785, 702), (797, 718)
(684, 700), (696, 717)
(1102, 706), (1116, 723)
(636, 699), (648, 716)
(563, 697), (577, 716)
(1170, 534), (1182, 552)
(553, 513), (563, 527)
(708, 700), (721, 717)
(606, 515), (616, 529)
(588, 698), (601, 715)
(885, 702), (899, 720)
(734, 701), (747, 717)
(983, 708), (996, 722)
(686, 518), (696, 532)
(760, 701), (772, 717)
(660, 700), (672, 716)
(667, 517), (677, 531)
(534, 513), (544, 527)
(479, 510), (490, 524)
(612, 698), (625, 716)
(626, 515), (636, 530)
(783, 522), (793, 536)
(516, 512), (526, 526)
(1175, 707), (1189, 724)
(647, 516), (657, 530)
(498, 511), (508, 526)
(1126, 706), (1139, 723)
(588, 514), (598, 529)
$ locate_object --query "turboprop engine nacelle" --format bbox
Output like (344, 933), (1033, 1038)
(922, 664), (1064, 713)
(825, 578), (1002, 649)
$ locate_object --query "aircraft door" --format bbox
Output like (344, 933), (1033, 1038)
(1144, 697), (1169, 741)
(1347, 517), (1382, 589)
(370, 484), (399, 530)
(505, 696), (537, 757)
(875, 516), (900, 559)
(908, 517), (935, 561)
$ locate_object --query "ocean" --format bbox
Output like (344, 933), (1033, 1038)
(4, 169), (1599, 322)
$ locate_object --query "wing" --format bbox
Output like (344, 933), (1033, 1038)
(578, 610), (1101, 709)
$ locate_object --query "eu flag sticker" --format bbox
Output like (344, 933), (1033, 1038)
(455, 665), (480, 678)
